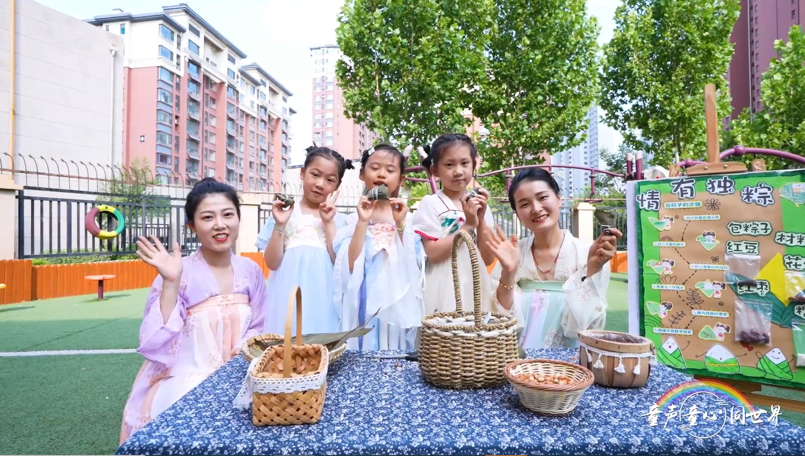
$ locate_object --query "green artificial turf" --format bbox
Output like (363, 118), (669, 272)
(0, 354), (143, 455)
(0, 290), (148, 352)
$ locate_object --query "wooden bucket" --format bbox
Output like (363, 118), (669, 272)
(578, 330), (654, 388)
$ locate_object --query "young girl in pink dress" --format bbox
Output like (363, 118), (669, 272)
(119, 178), (267, 444)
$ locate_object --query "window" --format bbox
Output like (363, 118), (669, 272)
(315, 103), (322, 110)
(260, 136), (266, 146)
(227, 85), (237, 98)
(205, 131), (216, 145)
(282, 146), (287, 155)
(228, 54), (236, 64)
(159, 46), (173, 61)
(282, 158), (287, 169)
(157, 153), (171, 165)
(326, 101), (333, 109)
(188, 61), (200, 78)
(160, 24), (175, 42)
(314, 121), (321, 128)
(756, 41), (759, 49)
(326, 119), (333, 127)
(157, 88), (172, 104)
(187, 139), (199, 157)
(205, 95), (217, 109)
(205, 77), (216, 90)
(282, 107), (287, 115)
(227, 119), (236, 132)
(260, 79), (267, 87)
(157, 110), (171, 125)
(175, 95), (180, 112)
(260, 92), (267, 101)
(206, 149), (216, 162)
(205, 113), (217, 127)
(188, 40), (200, 55)
(187, 160), (199, 175)
(282, 133), (287, 142)
(187, 99), (200, 117)
(157, 132), (172, 146)
(325, 111), (333, 119)
(315, 83), (321, 91)
(188, 80), (200, 98)
(259, 107), (267, 117)
(327, 82), (334, 91)
(314, 113), (322, 120)
(175, 135), (180, 151)
(228, 68), (236, 79)
(158, 67), (173, 83)
(326, 94), (333, 101)
(260, 120), (267, 131)
(187, 119), (200, 136)
(189, 23), (200, 37)
(249, 162), (254, 171)
(105, 24), (109, 31)
(793, 9), (797, 19)
(250, 86), (256, 95)
(325, 131), (333, 138)
(250, 117), (256, 126)
(120, 24), (126, 34)
(250, 131), (255, 140)
(227, 102), (236, 115)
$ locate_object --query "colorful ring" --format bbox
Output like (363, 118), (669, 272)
(85, 205), (126, 239)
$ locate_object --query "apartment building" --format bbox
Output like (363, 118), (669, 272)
(552, 106), (600, 197)
(727, 0), (804, 118)
(310, 44), (379, 160)
(88, 4), (294, 191)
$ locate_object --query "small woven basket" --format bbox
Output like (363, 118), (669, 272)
(241, 334), (346, 364)
(578, 330), (655, 388)
(419, 230), (519, 389)
(504, 359), (594, 415)
(250, 287), (329, 426)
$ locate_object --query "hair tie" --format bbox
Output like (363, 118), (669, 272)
(417, 146), (428, 159)
(402, 145), (413, 159)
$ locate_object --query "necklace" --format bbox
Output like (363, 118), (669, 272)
(533, 231), (566, 274)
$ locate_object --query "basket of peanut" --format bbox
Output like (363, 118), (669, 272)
(503, 359), (594, 415)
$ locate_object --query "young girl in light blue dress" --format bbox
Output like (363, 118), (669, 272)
(256, 147), (352, 335)
(333, 144), (424, 351)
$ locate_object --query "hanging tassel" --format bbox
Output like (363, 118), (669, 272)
(585, 348), (593, 364)
(232, 356), (262, 410)
(593, 352), (604, 369)
(615, 356), (626, 374)
(649, 355), (658, 366)
(633, 362), (641, 375)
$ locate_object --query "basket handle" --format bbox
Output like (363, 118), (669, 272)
(451, 229), (483, 327)
(282, 287), (303, 379)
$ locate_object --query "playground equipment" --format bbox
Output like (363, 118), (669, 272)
(85, 205), (125, 240)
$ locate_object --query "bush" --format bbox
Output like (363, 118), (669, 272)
(31, 250), (139, 265)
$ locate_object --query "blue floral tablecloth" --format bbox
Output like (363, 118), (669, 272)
(117, 348), (805, 455)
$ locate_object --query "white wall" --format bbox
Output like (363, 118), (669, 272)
(121, 21), (183, 77)
(0, 0), (124, 183)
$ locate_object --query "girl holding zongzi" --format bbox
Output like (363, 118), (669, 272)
(411, 134), (496, 316)
(256, 146), (352, 335)
(333, 144), (424, 351)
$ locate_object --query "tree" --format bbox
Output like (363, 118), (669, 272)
(596, 145), (629, 194)
(475, 0), (600, 172)
(336, 0), (493, 147)
(99, 157), (170, 222)
(600, 0), (740, 168)
(724, 25), (805, 170)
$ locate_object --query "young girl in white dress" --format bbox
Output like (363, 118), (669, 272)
(256, 146), (351, 335)
(333, 144), (424, 350)
(485, 168), (621, 349)
(411, 134), (496, 315)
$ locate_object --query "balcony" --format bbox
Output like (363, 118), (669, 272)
(202, 56), (226, 84)
(268, 101), (282, 119)
(226, 159), (236, 171)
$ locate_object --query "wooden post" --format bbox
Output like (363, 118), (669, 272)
(685, 84), (747, 176)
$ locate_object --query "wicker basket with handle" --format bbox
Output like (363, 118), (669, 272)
(419, 230), (519, 389)
(248, 287), (329, 426)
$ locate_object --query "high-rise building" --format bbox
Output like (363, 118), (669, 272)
(551, 106), (600, 198)
(88, 4), (295, 191)
(727, 0), (803, 118)
(310, 45), (380, 160)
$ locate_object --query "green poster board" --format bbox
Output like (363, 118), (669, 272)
(636, 169), (805, 388)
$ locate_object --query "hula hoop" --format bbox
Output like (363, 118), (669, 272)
(85, 205), (125, 239)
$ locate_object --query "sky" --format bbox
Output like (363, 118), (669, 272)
(38, 0), (623, 166)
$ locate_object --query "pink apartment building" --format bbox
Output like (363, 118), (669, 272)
(88, 4), (294, 191)
(728, 0), (803, 118)
(310, 45), (379, 160)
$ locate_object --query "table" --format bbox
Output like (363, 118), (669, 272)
(117, 349), (805, 455)
(84, 275), (115, 299)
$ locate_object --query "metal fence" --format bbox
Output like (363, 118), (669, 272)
(17, 188), (200, 259)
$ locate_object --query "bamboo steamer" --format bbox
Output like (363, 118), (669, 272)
(577, 330), (654, 388)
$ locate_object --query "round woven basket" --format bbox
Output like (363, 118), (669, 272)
(242, 335), (346, 364)
(504, 359), (594, 415)
(419, 230), (519, 389)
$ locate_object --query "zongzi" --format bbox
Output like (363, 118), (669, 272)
(275, 193), (294, 209)
(363, 185), (389, 201)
